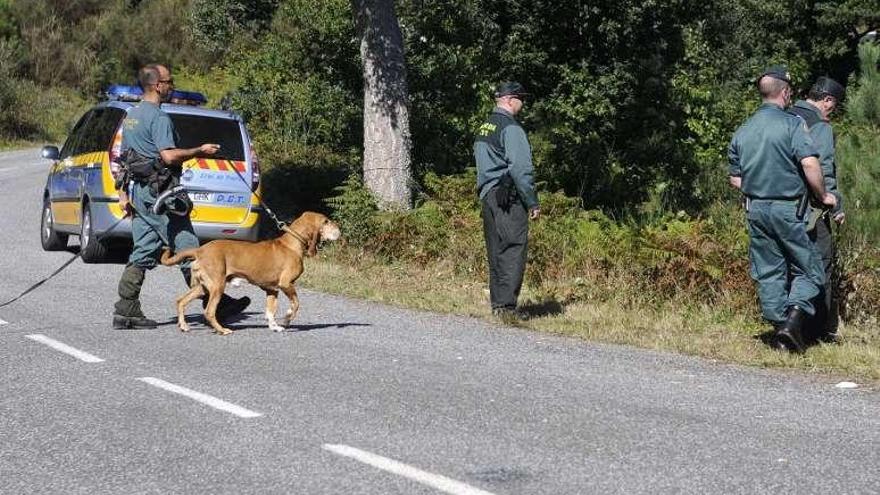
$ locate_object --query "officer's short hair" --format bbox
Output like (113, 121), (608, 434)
(758, 76), (788, 98)
(138, 65), (161, 88)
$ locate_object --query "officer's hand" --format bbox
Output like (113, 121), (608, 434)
(200, 143), (220, 155)
(529, 207), (540, 220)
(821, 193), (837, 209)
(833, 211), (846, 225)
(117, 191), (132, 217)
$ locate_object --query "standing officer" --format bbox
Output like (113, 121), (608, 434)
(788, 77), (846, 343)
(728, 66), (836, 353)
(474, 81), (540, 321)
(112, 63), (250, 329)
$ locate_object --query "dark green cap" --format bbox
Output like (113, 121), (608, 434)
(493, 81), (529, 98)
(811, 76), (845, 101)
(757, 65), (792, 84)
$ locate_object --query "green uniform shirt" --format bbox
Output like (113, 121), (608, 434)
(790, 99), (842, 212)
(728, 103), (819, 199)
(122, 101), (177, 159)
(474, 108), (539, 209)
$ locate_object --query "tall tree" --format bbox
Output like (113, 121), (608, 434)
(352, 0), (412, 210)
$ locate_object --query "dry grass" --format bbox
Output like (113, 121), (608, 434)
(300, 253), (880, 384)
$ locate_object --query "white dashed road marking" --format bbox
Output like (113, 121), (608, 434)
(138, 377), (263, 418)
(0, 318), (8, 325)
(25, 334), (104, 363)
(323, 444), (496, 495)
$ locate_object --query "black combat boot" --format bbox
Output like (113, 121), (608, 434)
(112, 265), (158, 329)
(775, 306), (807, 354)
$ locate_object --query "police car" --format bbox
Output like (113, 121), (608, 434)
(39, 85), (263, 262)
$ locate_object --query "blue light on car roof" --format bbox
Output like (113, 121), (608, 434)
(105, 84), (144, 102)
(104, 84), (207, 105)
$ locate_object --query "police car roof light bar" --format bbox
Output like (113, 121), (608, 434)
(104, 85), (207, 106)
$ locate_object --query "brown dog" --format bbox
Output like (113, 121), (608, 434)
(160, 211), (341, 335)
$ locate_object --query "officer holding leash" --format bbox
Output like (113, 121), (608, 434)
(728, 66), (836, 353)
(474, 81), (540, 321)
(787, 77), (846, 343)
(112, 63), (250, 329)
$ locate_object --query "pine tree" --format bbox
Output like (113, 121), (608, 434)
(849, 42), (880, 125)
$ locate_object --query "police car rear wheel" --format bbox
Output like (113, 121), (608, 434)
(79, 204), (109, 263)
(40, 198), (68, 251)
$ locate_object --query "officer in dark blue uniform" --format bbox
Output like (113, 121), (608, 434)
(474, 81), (540, 321)
(788, 77), (846, 343)
(728, 66), (837, 353)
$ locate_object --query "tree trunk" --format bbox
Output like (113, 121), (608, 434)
(353, 0), (412, 210)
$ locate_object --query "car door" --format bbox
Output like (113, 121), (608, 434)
(51, 110), (93, 226)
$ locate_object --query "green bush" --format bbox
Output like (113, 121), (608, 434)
(329, 171), (758, 310)
(0, 77), (87, 143)
(326, 174), (380, 248)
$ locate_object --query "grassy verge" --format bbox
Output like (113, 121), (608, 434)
(0, 139), (32, 151)
(299, 250), (880, 384)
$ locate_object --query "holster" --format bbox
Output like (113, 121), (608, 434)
(796, 193), (809, 221)
(495, 173), (519, 211)
(121, 149), (176, 196)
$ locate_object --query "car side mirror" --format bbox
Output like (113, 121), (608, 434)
(41, 146), (60, 160)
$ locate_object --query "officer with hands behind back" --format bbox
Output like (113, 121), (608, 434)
(474, 81), (540, 322)
(728, 66), (836, 353)
(787, 77), (846, 343)
(112, 63), (250, 329)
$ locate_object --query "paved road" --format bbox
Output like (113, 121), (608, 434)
(1, 149), (877, 494)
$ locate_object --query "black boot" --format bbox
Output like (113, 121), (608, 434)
(775, 306), (807, 354)
(112, 265), (158, 329)
(112, 314), (159, 329)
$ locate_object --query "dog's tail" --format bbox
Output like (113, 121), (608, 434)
(160, 247), (198, 266)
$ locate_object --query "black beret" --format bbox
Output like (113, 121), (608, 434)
(493, 81), (529, 98)
(757, 65), (792, 84)
(811, 77), (845, 101)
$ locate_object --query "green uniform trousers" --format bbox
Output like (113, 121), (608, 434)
(806, 216), (838, 334)
(747, 199), (825, 323)
(481, 187), (528, 310)
(128, 181), (199, 270)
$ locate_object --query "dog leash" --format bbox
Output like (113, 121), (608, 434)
(225, 159), (289, 234)
(221, 165), (312, 249)
(0, 214), (128, 308)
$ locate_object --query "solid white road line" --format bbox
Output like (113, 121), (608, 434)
(25, 334), (104, 363)
(323, 444), (496, 495)
(138, 377), (263, 418)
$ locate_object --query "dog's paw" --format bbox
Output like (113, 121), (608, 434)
(269, 323), (285, 332)
(179, 323), (190, 332)
(214, 327), (233, 336)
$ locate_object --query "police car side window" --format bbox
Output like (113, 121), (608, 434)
(74, 108), (119, 154)
(91, 108), (125, 151)
(60, 111), (93, 159)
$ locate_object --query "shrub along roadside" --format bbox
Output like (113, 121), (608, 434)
(301, 169), (880, 382)
(328, 169), (761, 313)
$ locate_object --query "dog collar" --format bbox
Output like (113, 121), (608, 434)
(282, 226), (309, 250)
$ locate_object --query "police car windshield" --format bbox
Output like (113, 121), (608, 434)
(169, 115), (245, 161)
